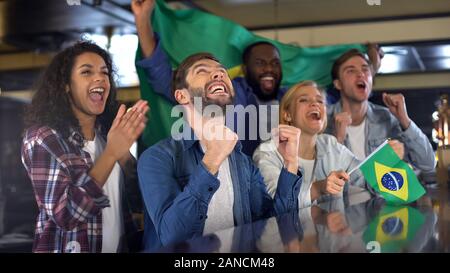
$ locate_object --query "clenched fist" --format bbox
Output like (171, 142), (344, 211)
(201, 124), (238, 175)
(334, 111), (352, 144)
(131, 0), (155, 23)
(273, 125), (301, 175)
(382, 93), (411, 130)
(322, 170), (349, 195)
(388, 139), (405, 160)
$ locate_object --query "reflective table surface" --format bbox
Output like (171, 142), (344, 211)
(152, 184), (450, 253)
(0, 192), (36, 252)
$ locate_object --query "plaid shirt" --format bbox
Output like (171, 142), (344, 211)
(21, 125), (135, 253)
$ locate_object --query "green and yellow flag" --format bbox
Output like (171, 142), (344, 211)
(136, 0), (366, 147)
(357, 141), (426, 205)
(363, 206), (425, 253)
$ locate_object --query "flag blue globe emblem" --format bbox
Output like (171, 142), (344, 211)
(381, 217), (404, 236)
(381, 171), (404, 191)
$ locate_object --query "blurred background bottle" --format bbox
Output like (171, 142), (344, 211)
(434, 94), (450, 185)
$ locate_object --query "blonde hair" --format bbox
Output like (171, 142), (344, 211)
(279, 80), (327, 132)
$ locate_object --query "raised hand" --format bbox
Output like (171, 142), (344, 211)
(131, 0), (155, 23)
(366, 42), (384, 74)
(334, 111), (352, 144)
(89, 100), (148, 186)
(129, 99), (150, 116)
(105, 100), (149, 161)
(131, 0), (156, 58)
(274, 125), (300, 174)
(388, 139), (405, 160)
(382, 92), (411, 130)
(202, 124), (238, 175)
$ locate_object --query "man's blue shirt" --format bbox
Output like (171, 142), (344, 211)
(137, 131), (301, 250)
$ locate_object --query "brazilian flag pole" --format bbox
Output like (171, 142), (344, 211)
(349, 140), (426, 205)
(136, 0), (367, 147)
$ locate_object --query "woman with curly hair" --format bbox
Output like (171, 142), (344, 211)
(21, 41), (149, 253)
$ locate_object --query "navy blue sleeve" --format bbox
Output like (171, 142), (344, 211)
(136, 33), (176, 105)
(273, 168), (302, 213)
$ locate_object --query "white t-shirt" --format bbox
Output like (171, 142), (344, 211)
(346, 118), (366, 160)
(83, 134), (124, 253)
(298, 157), (315, 209)
(201, 143), (235, 235)
(214, 228), (235, 253)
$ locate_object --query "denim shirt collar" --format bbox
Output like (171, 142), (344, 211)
(178, 126), (243, 152)
(365, 102), (382, 123)
(315, 136), (327, 159)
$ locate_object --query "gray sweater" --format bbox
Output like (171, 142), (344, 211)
(325, 101), (436, 172)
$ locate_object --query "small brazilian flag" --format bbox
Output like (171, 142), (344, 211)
(363, 206), (425, 253)
(358, 140), (426, 205)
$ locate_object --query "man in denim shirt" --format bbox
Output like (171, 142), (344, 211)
(137, 52), (302, 250)
(325, 49), (435, 172)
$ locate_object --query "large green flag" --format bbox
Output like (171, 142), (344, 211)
(363, 206), (425, 253)
(136, 0), (366, 147)
(358, 141), (426, 205)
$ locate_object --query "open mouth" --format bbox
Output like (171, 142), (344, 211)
(356, 81), (367, 90)
(207, 81), (228, 96)
(260, 75), (275, 91)
(88, 87), (105, 102)
(307, 110), (322, 121)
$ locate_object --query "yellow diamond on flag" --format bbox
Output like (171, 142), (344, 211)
(375, 207), (409, 244)
(374, 162), (408, 201)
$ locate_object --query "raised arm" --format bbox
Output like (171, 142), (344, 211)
(383, 93), (436, 171)
(132, 0), (176, 104)
(250, 125), (302, 219)
(366, 42), (384, 76)
(252, 140), (284, 198)
(90, 101), (148, 186)
(132, 0), (156, 58)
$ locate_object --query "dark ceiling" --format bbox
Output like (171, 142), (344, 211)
(0, 0), (450, 91)
(2, 0), (135, 51)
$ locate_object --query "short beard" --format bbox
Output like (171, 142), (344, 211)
(245, 73), (281, 102)
(188, 87), (232, 114)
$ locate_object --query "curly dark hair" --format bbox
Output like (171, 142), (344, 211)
(25, 40), (119, 140)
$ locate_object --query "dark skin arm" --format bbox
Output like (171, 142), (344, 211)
(367, 42), (384, 75)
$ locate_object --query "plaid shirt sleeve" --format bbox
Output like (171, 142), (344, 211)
(22, 127), (110, 231)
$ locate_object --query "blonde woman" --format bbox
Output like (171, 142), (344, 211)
(253, 81), (404, 208)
